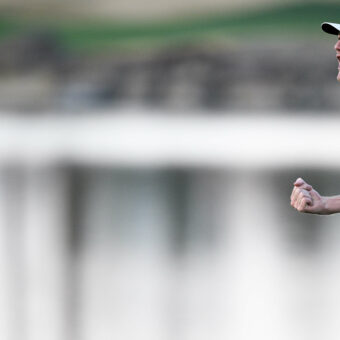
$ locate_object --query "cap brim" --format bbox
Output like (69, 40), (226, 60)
(321, 22), (340, 35)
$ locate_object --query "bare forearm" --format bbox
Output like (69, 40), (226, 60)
(323, 195), (340, 215)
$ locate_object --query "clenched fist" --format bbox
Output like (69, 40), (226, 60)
(290, 178), (327, 214)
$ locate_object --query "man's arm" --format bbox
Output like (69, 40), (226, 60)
(322, 195), (340, 215)
(290, 178), (340, 215)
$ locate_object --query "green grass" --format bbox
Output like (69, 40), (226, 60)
(0, 2), (340, 52)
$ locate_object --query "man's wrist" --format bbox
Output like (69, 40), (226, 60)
(323, 196), (340, 215)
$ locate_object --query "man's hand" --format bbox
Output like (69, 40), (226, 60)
(290, 178), (327, 214)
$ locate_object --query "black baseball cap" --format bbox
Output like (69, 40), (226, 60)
(321, 22), (340, 35)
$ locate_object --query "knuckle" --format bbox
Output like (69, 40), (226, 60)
(295, 178), (304, 185)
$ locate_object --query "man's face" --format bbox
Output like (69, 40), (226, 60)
(335, 34), (340, 81)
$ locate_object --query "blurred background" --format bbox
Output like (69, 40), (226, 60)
(1, 0), (340, 339)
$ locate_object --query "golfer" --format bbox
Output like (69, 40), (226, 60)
(291, 22), (340, 215)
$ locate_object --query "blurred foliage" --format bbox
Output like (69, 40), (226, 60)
(0, 2), (340, 51)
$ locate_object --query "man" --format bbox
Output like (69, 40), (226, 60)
(291, 22), (340, 215)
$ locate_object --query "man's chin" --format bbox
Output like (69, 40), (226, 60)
(337, 72), (340, 81)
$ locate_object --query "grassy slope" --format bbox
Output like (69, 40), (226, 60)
(0, 2), (339, 51)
